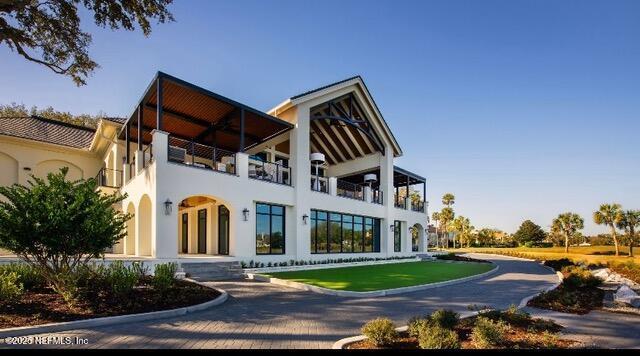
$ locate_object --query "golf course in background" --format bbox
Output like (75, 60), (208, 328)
(266, 261), (494, 292)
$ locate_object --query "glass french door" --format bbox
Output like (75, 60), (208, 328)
(181, 213), (188, 253)
(218, 205), (230, 255)
(197, 209), (207, 254)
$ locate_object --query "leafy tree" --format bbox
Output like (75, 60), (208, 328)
(513, 220), (547, 246)
(0, 102), (103, 128)
(431, 211), (441, 249)
(552, 213), (584, 253)
(442, 193), (455, 207)
(593, 203), (623, 256)
(1, 0), (174, 85)
(616, 210), (640, 257)
(451, 216), (474, 248)
(439, 207), (455, 248)
(475, 228), (497, 247)
(0, 168), (131, 302)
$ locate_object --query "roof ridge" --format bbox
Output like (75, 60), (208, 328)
(290, 75), (362, 100)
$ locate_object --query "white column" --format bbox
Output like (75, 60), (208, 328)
(134, 150), (144, 174)
(150, 130), (176, 259)
(291, 105), (311, 259)
(379, 150), (394, 256)
(328, 177), (338, 196)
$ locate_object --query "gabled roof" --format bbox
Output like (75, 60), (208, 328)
(0, 116), (95, 150)
(271, 75), (403, 157)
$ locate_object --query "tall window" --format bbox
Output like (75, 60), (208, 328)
(256, 203), (285, 255)
(394, 220), (402, 252)
(310, 209), (381, 254)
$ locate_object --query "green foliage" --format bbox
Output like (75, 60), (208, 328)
(514, 220), (547, 246)
(407, 316), (430, 338)
(470, 317), (507, 348)
(0, 1), (174, 85)
(417, 325), (460, 349)
(0, 263), (45, 290)
(480, 305), (531, 327)
(0, 271), (24, 302)
(0, 103), (102, 129)
(552, 212), (584, 252)
(430, 309), (459, 329)
(104, 261), (139, 300)
(361, 318), (398, 346)
(561, 266), (602, 289)
(0, 168), (130, 302)
(543, 258), (575, 271)
(153, 262), (177, 293)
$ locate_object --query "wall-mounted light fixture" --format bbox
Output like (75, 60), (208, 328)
(389, 224), (395, 232)
(22, 167), (31, 171)
(164, 199), (173, 215)
(302, 214), (309, 225)
(242, 208), (250, 221)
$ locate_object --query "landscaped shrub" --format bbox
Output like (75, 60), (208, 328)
(407, 316), (430, 338)
(543, 258), (575, 271)
(105, 261), (139, 300)
(561, 266), (602, 289)
(0, 271), (24, 302)
(470, 317), (508, 348)
(417, 325), (460, 349)
(153, 262), (177, 293)
(361, 318), (398, 346)
(0, 263), (45, 290)
(430, 309), (459, 329)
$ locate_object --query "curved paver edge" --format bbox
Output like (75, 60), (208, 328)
(247, 263), (499, 298)
(332, 255), (564, 349)
(0, 280), (228, 339)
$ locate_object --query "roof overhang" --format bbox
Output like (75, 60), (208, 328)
(119, 72), (294, 152)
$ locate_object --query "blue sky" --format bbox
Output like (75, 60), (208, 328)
(1, 0), (638, 235)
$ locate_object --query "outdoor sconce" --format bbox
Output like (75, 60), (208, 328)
(242, 208), (250, 221)
(164, 199), (173, 215)
(302, 214), (309, 225)
(389, 224), (395, 232)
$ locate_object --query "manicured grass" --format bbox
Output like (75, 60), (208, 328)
(448, 246), (640, 266)
(266, 261), (494, 292)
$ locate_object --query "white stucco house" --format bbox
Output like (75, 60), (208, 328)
(0, 72), (429, 266)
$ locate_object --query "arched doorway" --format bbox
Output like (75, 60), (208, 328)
(138, 195), (152, 256)
(411, 223), (425, 252)
(178, 195), (232, 256)
(125, 202), (136, 255)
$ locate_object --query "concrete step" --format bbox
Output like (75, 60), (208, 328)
(181, 261), (244, 282)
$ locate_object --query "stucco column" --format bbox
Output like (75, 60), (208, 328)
(150, 130), (176, 259)
(291, 105), (311, 259)
(380, 151), (394, 256)
(134, 150), (144, 174)
(328, 177), (337, 196)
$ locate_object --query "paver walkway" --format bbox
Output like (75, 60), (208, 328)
(523, 307), (640, 349)
(3, 254), (558, 349)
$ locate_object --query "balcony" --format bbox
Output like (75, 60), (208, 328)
(249, 156), (291, 185)
(95, 167), (123, 188)
(311, 176), (329, 193)
(336, 179), (364, 201)
(167, 136), (237, 175)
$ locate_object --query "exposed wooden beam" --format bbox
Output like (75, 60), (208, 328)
(315, 119), (348, 162)
(310, 123), (340, 164)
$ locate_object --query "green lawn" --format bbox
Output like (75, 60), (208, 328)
(266, 261), (494, 292)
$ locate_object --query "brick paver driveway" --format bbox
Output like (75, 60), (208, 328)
(5, 254), (558, 349)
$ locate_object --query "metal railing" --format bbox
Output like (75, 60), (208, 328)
(372, 189), (383, 205)
(142, 144), (153, 168)
(394, 195), (406, 209)
(411, 200), (425, 213)
(249, 156), (291, 185)
(167, 136), (236, 175)
(310, 176), (328, 193)
(337, 179), (364, 201)
(128, 157), (136, 180)
(95, 168), (123, 188)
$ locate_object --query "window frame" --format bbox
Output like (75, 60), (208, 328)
(310, 209), (381, 254)
(255, 202), (286, 255)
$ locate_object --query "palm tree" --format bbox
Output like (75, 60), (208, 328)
(552, 212), (584, 253)
(593, 203), (623, 256)
(616, 210), (640, 257)
(431, 212), (441, 250)
(439, 207), (455, 249)
(442, 193), (455, 207)
(452, 216), (474, 248)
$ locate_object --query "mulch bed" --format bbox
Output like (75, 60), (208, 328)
(436, 254), (491, 263)
(0, 279), (220, 329)
(347, 315), (576, 349)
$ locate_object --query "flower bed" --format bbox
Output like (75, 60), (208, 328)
(347, 307), (577, 349)
(0, 262), (220, 329)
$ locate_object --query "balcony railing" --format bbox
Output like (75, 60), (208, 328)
(372, 189), (383, 205)
(167, 136), (236, 175)
(142, 144), (153, 168)
(337, 179), (364, 201)
(311, 176), (328, 193)
(411, 200), (426, 213)
(249, 156), (291, 185)
(394, 195), (406, 209)
(95, 168), (122, 188)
